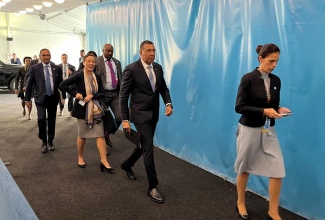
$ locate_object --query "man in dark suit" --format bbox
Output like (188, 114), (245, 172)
(119, 40), (173, 203)
(24, 49), (64, 153)
(58, 54), (76, 116)
(30, 55), (41, 66)
(95, 44), (122, 148)
(79, 49), (85, 63)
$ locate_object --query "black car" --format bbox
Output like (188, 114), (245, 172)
(0, 60), (23, 90)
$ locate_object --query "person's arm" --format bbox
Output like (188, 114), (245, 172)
(59, 73), (79, 97)
(235, 74), (264, 117)
(56, 66), (66, 100)
(157, 67), (173, 116)
(119, 66), (133, 121)
(17, 58), (22, 65)
(70, 65), (76, 74)
(15, 69), (21, 91)
(115, 59), (123, 82)
(24, 67), (35, 102)
(264, 75), (282, 118)
(23, 67), (31, 90)
(119, 65), (133, 133)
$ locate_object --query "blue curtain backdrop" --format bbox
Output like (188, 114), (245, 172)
(87, 1), (325, 219)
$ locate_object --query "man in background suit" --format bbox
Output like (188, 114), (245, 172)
(58, 54), (76, 116)
(79, 49), (85, 63)
(24, 49), (64, 153)
(119, 40), (173, 203)
(30, 55), (41, 66)
(95, 43), (122, 148)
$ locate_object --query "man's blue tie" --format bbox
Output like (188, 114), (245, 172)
(148, 66), (155, 92)
(45, 65), (52, 96)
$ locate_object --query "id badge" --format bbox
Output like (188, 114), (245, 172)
(262, 118), (270, 133)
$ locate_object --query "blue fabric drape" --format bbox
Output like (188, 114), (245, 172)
(87, 1), (325, 219)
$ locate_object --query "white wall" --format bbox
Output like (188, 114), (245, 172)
(0, 10), (85, 68)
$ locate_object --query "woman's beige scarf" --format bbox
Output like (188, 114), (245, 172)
(84, 71), (103, 128)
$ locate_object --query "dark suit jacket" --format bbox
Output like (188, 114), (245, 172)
(58, 63), (76, 79)
(95, 55), (122, 90)
(24, 61), (55, 87)
(119, 59), (172, 124)
(235, 68), (281, 127)
(29, 59), (43, 71)
(77, 62), (84, 71)
(24, 62), (63, 105)
(30, 59), (39, 66)
(59, 70), (104, 119)
(15, 66), (28, 91)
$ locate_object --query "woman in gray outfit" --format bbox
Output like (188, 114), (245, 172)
(234, 44), (291, 220)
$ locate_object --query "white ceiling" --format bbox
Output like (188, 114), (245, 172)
(0, 0), (98, 15)
(0, 0), (100, 34)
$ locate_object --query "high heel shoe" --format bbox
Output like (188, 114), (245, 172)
(23, 109), (26, 116)
(236, 206), (249, 220)
(100, 162), (114, 173)
(78, 163), (86, 168)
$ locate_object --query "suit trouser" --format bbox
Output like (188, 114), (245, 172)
(124, 122), (158, 188)
(103, 89), (122, 129)
(67, 94), (74, 112)
(59, 93), (74, 112)
(35, 95), (58, 143)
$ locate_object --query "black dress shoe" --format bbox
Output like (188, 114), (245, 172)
(148, 188), (164, 203)
(41, 144), (48, 154)
(236, 206), (249, 220)
(100, 162), (114, 173)
(78, 163), (86, 168)
(120, 163), (137, 180)
(48, 142), (55, 151)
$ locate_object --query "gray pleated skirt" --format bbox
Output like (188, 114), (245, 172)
(77, 119), (104, 138)
(234, 123), (285, 178)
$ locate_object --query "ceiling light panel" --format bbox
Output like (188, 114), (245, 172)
(42, 1), (53, 7)
(26, 8), (34, 13)
(33, 5), (43, 10)
(54, 0), (65, 3)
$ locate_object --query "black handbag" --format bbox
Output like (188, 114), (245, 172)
(17, 90), (24, 98)
(100, 101), (118, 134)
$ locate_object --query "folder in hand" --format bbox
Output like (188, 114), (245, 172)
(124, 129), (140, 147)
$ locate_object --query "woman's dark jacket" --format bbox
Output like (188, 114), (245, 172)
(59, 70), (104, 119)
(235, 68), (281, 127)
